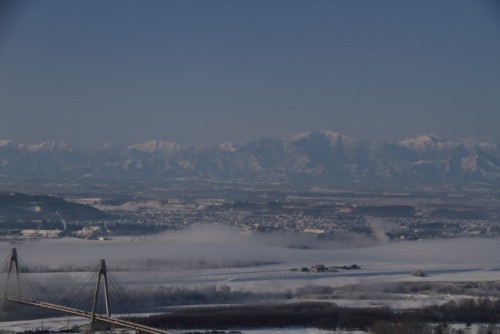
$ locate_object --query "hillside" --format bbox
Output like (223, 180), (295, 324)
(0, 192), (110, 222)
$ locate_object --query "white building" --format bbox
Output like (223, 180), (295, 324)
(21, 229), (62, 239)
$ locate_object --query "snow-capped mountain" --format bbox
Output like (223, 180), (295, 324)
(1, 132), (499, 184)
(23, 141), (72, 153)
(128, 140), (186, 155)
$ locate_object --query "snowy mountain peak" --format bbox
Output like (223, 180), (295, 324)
(24, 141), (71, 152)
(0, 140), (15, 149)
(101, 143), (113, 151)
(290, 130), (364, 154)
(399, 134), (459, 153)
(218, 141), (239, 152)
(129, 140), (185, 154)
(291, 130), (343, 142)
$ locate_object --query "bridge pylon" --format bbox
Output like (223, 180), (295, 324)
(4, 248), (20, 300)
(89, 259), (112, 331)
(2, 251), (170, 334)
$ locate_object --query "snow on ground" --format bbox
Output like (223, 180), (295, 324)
(3, 235), (500, 305)
(0, 316), (362, 333)
(0, 317), (491, 334)
(2, 234), (500, 332)
(0, 316), (86, 332)
(228, 330), (366, 334)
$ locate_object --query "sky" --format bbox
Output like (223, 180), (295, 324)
(0, 0), (499, 148)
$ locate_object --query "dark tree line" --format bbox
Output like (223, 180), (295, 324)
(128, 298), (500, 332)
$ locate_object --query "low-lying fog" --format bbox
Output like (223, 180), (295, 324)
(2, 225), (499, 269)
(0, 224), (500, 316)
(2, 225), (500, 310)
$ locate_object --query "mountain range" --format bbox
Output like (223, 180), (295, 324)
(1, 131), (499, 184)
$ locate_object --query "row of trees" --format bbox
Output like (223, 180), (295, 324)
(128, 299), (500, 333)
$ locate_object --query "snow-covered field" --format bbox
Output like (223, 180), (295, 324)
(0, 316), (491, 334)
(0, 315), (365, 334)
(2, 227), (500, 332)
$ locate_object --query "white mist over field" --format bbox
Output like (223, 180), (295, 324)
(1, 225), (499, 269)
(1, 226), (500, 289)
(2, 226), (500, 333)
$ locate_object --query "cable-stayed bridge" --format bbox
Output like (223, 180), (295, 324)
(1, 248), (170, 334)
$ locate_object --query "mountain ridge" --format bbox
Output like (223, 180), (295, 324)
(1, 131), (499, 184)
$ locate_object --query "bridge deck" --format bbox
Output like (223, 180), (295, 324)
(6, 297), (170, 334)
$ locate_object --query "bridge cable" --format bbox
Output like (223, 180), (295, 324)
(106, 270), (138, 317)
(61, 268), (99, 311)
(2, 251), (54, 303)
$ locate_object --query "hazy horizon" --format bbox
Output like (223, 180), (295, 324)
(1, 1), (499, 149)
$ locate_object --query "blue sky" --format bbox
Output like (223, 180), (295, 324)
(0, 0), (499, 147)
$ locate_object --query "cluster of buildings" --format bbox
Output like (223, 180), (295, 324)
(2, 225), (111, 241)
(2, 195), (499, 242)
(76, 197), (500, 241)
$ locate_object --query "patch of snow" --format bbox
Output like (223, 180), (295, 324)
(129, 140), (185, 154)
(24, 141), (71, 152)
(219, 141), (239, 152)
(0, 139), (15, 149)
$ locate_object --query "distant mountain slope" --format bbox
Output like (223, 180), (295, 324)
(0, 193), (111, 222)
(0, 131), (499, 184)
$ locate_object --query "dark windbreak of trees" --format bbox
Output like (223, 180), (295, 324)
(129, 299), (500, 332)
(131, 302), (392, 330)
